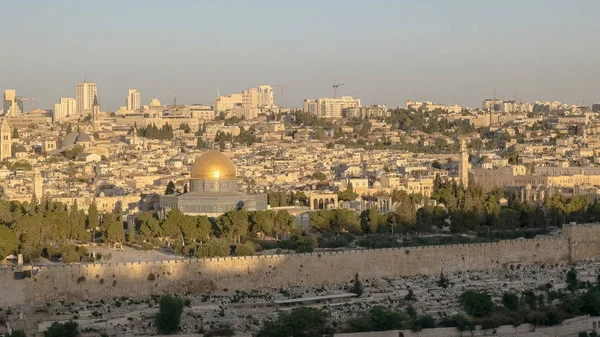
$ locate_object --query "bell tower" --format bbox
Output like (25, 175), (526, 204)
(0, 119), (11, 160)
(92, 95), (100, 132)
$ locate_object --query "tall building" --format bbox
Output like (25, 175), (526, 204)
(214, 85), (273, 112)
(459, 139), (469, 187)
(53, 98), (76, 121)
(0, 119), (11, 160)
(303, 96), (361, 118)
(3, 90), (23, 116)
(76, 82), (98, 115)
(126, 89), (141, 110)
(258, 85), (274, 107)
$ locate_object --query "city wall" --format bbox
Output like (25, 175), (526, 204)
(1, 225), (599, 307)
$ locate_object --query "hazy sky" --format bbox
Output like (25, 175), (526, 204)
(1, 0), (599, 111)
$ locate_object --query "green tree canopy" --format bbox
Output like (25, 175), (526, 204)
(156, 295), (184, 335)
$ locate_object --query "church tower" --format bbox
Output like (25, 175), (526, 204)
(459, 139), (469, 187)
(0, 119), (11, 161)
(92, 95), (100, 132)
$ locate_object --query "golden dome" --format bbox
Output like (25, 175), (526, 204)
(190, 150), (236, 180)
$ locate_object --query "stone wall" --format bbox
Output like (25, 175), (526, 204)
(1, 224), (598, 307)
(333, 316), (600, 337)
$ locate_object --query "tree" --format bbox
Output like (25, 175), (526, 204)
(312, 171), (326, 181)
(183, 184), (188, 194)
(165, 181), (176, 195)
(338, 183), (359, 201)
(6, 330), (26, 337)
(437, 271), (450, 289)
(156, 295), (184, 335)
(196, 137), (205, 149)
(502, 292), (520, 311)
(567, 267), (579, 292)
(12, 127), (19, 139)
(349, 273), (364, 297)
(217, 210), (249, 243)
(44, 321), (79, 337)
(66, 124), (73, 134)
(0, 225), (18, 260)
(87, 203), (99, 230)
(459, 290), (493, 317)
(102, 213), (125, 245)
(258, 307), (329, 337)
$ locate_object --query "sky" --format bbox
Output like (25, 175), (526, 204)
(1, 0), (599, 111)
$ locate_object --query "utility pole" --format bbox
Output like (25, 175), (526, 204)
(333, 83), (345, 99)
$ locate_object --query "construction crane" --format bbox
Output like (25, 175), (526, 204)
(18, 97), (35, 112)
(333, 83), (345, 99)
(274, 85), (292, 108)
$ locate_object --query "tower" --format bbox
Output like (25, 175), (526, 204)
(33, 168), (43, 198)
(0, 119), (11, 160)
(459, 139), (469, 187)
(92, 95), (100, 132)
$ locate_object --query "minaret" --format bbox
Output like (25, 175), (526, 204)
(33, 168), (43, 198)
(459, 139), (469, 187)
(92, 94), (100, 132)
(0, 119), (11, 160)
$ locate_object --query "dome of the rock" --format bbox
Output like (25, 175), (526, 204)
(190, 150), (237, 180)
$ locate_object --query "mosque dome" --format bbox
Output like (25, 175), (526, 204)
(62, 132), (92, 148)
(150, 97), (161, 107)
(190, 150), (236, 180)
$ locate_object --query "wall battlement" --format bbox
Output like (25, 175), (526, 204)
(0, 225), (598, 307)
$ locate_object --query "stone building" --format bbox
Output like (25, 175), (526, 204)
(157, 150), (267, 216)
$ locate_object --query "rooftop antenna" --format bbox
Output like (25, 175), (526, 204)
(84, 69), (87, 82)
(217, 89), (221, 97)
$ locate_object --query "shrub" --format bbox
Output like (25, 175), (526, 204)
(579, 332), (590, 337)
(349, 273), (364, 297)
(44, 321), (79, 337)
(156, 296), (184, 334)
(76, 276), (86, 283)
(235, 243), (256, 256)
(454, 315), (474, 332)
(296, 235), (318, 253)
(412, 315), (436, 331)
(147, 273), (156, 281)
(204, 325), (235, 337)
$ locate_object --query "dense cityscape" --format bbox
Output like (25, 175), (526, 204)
(2, 2), (600, 337)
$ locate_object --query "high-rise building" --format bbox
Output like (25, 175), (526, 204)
(53, 98), (76, 121)
(214, 85), (273, 112)
(76, 82), (98, 115)
(258, 85), (274, 107)
(303, 96), (361, 118)
(3, 90), (23, 116)
(126, 89), (141, 110)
